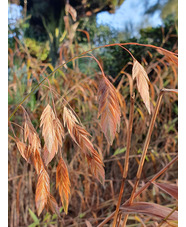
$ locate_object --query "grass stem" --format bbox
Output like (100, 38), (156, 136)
(97, 155), (178, 227)
(113, 93), (135, 227)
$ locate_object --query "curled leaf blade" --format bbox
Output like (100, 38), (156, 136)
(65, 3), (77, 21)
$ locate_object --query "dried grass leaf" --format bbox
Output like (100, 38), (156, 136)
(153, 182), (178, 200)
(65, 3), (77, 21)
(98, 76), (121, 145)
(132, 60), (151, 114)
(40, 104), (64, 165)
(35, 168), (50, 216)
(63, 107), (105, 183)
(120, 202), (178, 220)
(56, 157), (70, 214)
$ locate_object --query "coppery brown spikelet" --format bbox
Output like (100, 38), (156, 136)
(23, 110), (41, 153)
(98, 76), (121, 145)
(40, 104), (64, 165)
(16, 139), (32, 163)
(35, 168), (50, 216)
(63, 106), (105, 183)
(40, 104), (57, 154)
(46, 194), (60, 217)
(56, 157), (70, 214)
(132, 59), (151, 114)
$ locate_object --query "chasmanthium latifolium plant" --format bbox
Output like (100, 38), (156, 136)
(10, 42), (177, 223)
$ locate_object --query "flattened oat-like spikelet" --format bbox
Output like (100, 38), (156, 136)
(47, 194), (60, 217)
(32, 148), (45, 174)
(56, 157), (71, 214)
(16, 139), (32, 163)
(132, 59), (151, 114)
(35, 168), (50, 216)
(63, 106), (105, 183)
(40, 104), (64, 165)
(24, 111), (41, 153)
(54, 118), (65, 147)
(98, 76), (121, 145)
(22, 110), (44, 173)
(42, 144), (54, 166)
(40, 104), (57, 153)
(16, 139), (44, 174)
(86, 150), (105, 183)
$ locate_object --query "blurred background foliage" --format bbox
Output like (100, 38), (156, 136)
(8, 0), (178, 226)
(8, 0), (177, 66)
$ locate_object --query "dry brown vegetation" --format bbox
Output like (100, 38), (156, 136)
(8, 5), (178, 227)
